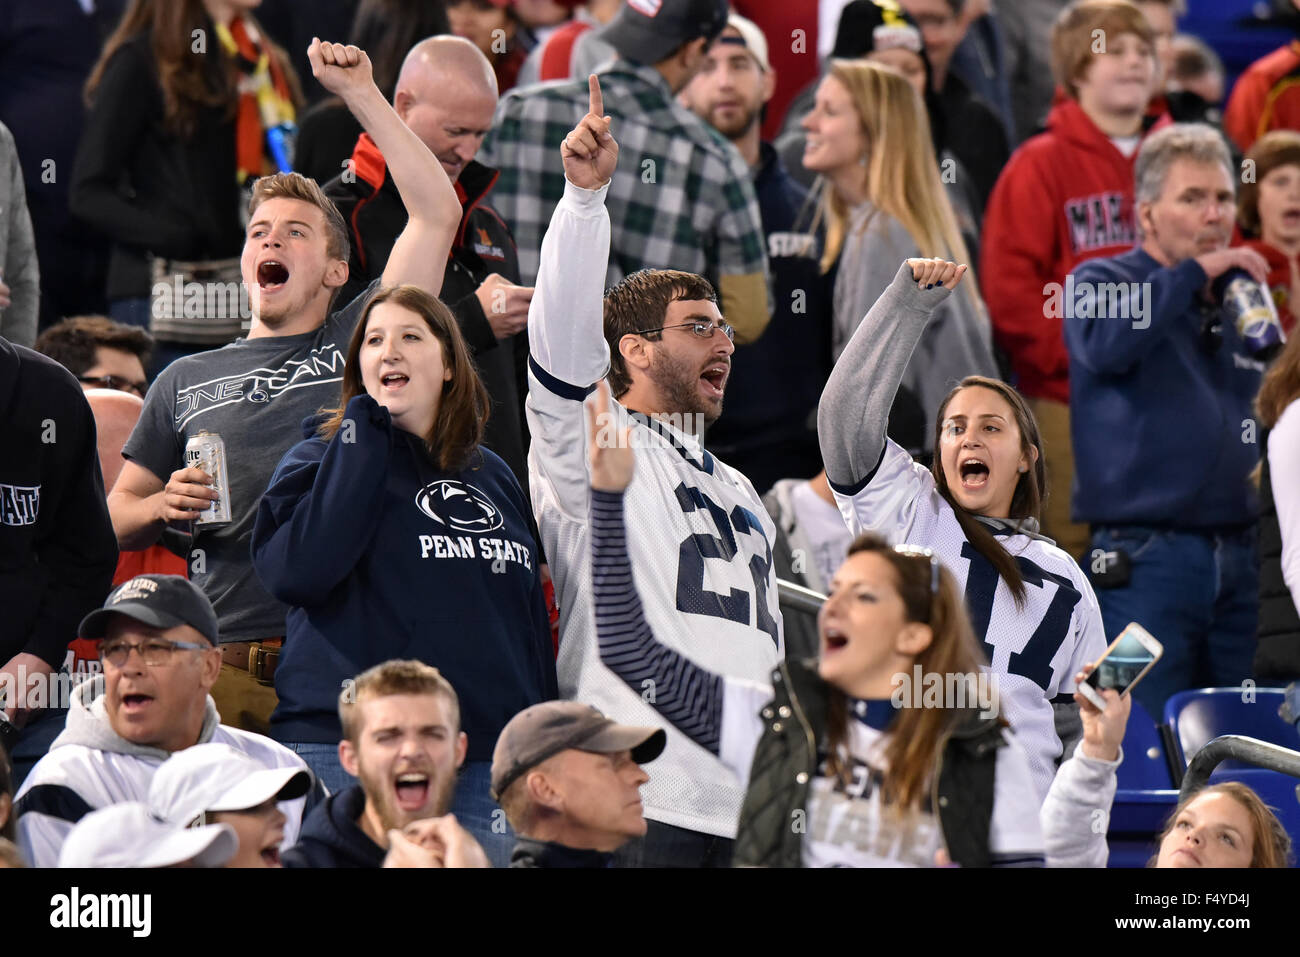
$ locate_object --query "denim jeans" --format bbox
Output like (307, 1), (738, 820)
(280, 745), (514, 867)
(1089, 525), (1259, 719)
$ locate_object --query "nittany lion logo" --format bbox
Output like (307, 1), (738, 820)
(414, 480), (503, 533)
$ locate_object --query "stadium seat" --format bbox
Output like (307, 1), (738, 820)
(1116, 697), (1177, 790)
(1164, 688), (1298, 769)
(1106, 789), (1179, 868)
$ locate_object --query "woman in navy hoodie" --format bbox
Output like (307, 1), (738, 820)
(252, 284), (556, 864)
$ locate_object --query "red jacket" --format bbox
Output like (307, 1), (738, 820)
(1225, 42), (1300, 153)
(981, 99), (1164, 403)
(1239, 238), (1299, 334)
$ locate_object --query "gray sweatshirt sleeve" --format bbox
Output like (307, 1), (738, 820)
(817, 260), (959, 488)
(1040, 741), (1122, 868)
(0, 123), (39, 347)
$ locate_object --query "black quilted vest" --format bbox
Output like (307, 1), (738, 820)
(731, 658), (1003, 868)
(1256, 426), (1300, 679)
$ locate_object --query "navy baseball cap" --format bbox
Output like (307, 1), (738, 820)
(78, 574), (219, 646)
(604, 0), (729, 66)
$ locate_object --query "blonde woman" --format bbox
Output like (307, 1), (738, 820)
(802, 59), (997, 456)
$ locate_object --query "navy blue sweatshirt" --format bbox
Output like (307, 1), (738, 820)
(1064, 248), (1262, 528)
(282, 785), (385, 868)
(251, 393), (557, 757)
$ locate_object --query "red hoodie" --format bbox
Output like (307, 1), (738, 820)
(1225, 41), (1300, 153)
(981, 99), (1165, 403)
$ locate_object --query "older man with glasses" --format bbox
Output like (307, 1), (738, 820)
(12, 574), (315, 868)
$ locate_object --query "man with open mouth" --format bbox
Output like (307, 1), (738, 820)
(12, 574), (313, 868)
(284, 660), (487, 869)
(104, 37), (461, 743)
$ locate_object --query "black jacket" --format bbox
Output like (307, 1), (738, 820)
(509, 837), (613, 868)
(733, 658), (1002, 868)
(0, 338), (118, 667)
(282, 785), (386, 868)
(1256, 425), (1300, 679)
(69, 28), (244, 301)
(326, 138), (530, 487)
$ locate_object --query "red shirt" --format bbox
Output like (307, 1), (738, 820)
(1225, 42), (1300, 153)
(981, 98), (1168, 403)
(1239, 238), (1299, 334)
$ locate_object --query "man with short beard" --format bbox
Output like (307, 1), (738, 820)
(105, 40), (461, 736)
(678, 13), (829, 494)
(283, 660), (487, 868)
(527, 75), (783, 868)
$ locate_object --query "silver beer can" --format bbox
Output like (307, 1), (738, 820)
(184, 431), (232, 526)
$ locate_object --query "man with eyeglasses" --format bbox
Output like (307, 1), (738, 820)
(12, 574), (313, 868)
(34, 315), (152, 399)
(526, 76), (783, 868)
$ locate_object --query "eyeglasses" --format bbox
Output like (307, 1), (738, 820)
(99, 637), (211, 668)
(79, 374), (148, 397)
(632, 319), (735, 342)
(892, 544), (941, 598)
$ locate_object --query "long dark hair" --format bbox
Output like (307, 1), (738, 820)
(86, 0), (301, 137)
(1257, 323), (1300, 430)
(317, 285), (489, 471)
(0, 748), (14, 842)
(823, 533), (995, 814)
(929, 376), (1046, 607)
(348, 0), (452, 101)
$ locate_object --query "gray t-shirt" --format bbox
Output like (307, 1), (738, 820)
(122, 284), (376, 642)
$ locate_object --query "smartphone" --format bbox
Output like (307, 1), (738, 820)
(1077, 622), (1163, 712)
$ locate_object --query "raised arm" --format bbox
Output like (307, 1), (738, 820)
(586, 383), (725, 754)
(525, 76), (617, 521)
(308, 39), (460, 295)
(817, 259), (964, 488)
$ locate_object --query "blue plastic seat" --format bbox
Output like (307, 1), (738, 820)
(1116, 697), (1176, 790)
(1164, 688), (1298, 769)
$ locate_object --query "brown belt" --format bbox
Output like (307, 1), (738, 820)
(220, 638), (283, 685)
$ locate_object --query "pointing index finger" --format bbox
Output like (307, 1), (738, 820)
(588, 73), (603, 119)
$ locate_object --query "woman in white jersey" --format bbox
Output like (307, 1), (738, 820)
(817, 258), (1108, 804)
(588, 381), (1045, 867)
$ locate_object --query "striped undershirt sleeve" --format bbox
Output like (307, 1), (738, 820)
(590, 488), (724, 755)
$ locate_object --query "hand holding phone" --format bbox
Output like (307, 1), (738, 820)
(1077, 622), (1163, 712)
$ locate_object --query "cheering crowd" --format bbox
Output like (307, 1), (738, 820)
(1, 0), (1300, 869)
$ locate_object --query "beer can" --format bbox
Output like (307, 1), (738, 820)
(1216, 270), (1287, 361)
(184, 431), (232, 526)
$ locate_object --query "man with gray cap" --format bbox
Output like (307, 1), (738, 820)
(492, 700), (665, 867)
(480, 0), (771, 344)
(13, 574), (310, 868)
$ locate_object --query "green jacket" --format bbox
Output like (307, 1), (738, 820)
(732, 658), (1005, 868)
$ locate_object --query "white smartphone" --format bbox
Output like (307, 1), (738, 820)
(1077, 622), (1164, 712)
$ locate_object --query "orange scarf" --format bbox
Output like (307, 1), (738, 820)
(217, 16), (296, 183)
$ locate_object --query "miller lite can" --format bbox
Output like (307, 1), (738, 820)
(184, 431), (231, 526)
(1213, 269), (1287, 361)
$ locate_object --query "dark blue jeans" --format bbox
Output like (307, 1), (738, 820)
(282, 744), (514, 868)
(1089, 525), (1259, 719)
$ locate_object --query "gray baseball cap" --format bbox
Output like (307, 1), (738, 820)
(490, 701), (666, 800)
(603, 0), (729, 66)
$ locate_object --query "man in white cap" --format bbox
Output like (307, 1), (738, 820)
(13, 574), (313, 868)
(150, 743), (313, 868)
(491, 700), (665, 867)
(57, 802), (237, 868)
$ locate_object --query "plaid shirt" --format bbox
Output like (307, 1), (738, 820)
(480, 60), (769, 296)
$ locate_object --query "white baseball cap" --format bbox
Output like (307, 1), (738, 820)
(58, 803), (238, 868)
(722, 13), (771, 73)
(148, 743), (313, 828)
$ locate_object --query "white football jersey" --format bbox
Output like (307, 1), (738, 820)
(527, 181), (784, 837)
(830, 438), (1107, 802)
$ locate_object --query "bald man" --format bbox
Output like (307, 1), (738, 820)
(326, 35), (533, 489)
